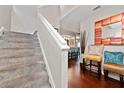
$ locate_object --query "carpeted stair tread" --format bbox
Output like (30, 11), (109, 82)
(0, 31), (51, 88)
(0, 72), (49, 88)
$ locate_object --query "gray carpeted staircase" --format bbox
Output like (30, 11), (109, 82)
(0, 31), (51, 88)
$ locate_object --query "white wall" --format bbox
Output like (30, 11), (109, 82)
(80, 6), (124, 80)
(81, 6), (124, 53)
(39, 6), (60, 29)
(0, 5), (12, 30)
(60, 5), (76, 18)
(11, 5), (38, 33)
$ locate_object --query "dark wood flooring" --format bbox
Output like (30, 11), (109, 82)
(68, 58), (123, 88)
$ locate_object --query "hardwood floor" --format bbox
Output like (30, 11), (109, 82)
(68, 58), (123, 88)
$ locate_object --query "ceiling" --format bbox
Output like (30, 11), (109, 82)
(39, 5), (124, 35)
(60, 5), (113, 34)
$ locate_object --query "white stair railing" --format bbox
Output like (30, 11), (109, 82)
(37, 14), (69, 88)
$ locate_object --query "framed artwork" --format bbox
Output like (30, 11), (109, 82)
(95, 13), (124, 45)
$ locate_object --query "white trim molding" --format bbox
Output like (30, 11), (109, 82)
(37, 14), (69, 88)
(37, 32), (55, 88)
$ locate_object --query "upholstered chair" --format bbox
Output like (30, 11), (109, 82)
(83, 45), (104, 79)
(103, 51), (124, 86)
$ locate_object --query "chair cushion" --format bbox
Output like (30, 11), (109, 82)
(88, 45), (104, 55)
(103, 63), (124, 75)
(83, 54), (102, 62)
(69, 48), (75, 52)
(104, 51), (123, 65)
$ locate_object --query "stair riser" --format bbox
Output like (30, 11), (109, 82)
(0, 42), (40, 48)
(0, 40), (40, 46)
(18, 78), (51, 88)
(0, 63), (46, 82)
(4, 40), (39, 43)
(0, 48), (41, 52)
(3, 34), (37, 39)
(0, 37), (39, 43)
(3, 31), (36, 39)
(0, 59), (44, 71)
(0, 61), (46, 72)
(40, 84), (51, 88)
(1, 36), (38, 41)
(0, 48), (42, 58)
(0, 72), (49, 88)
(2, 40), (39, 44)
(0, 56), (43, 68)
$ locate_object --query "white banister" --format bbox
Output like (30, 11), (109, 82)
(38, 14), (67, 47)
(37, 14), (69, 88)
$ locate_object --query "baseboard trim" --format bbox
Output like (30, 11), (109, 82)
(37, 33), (55, 88)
